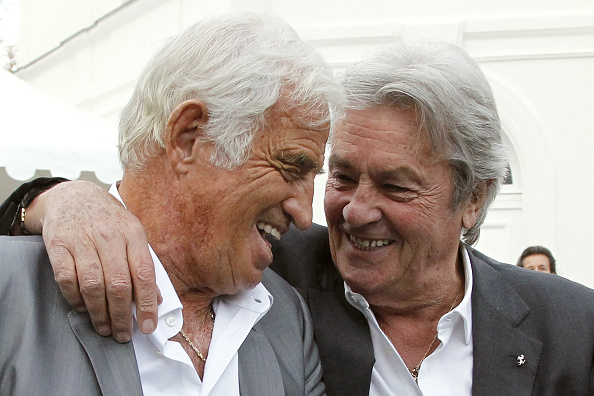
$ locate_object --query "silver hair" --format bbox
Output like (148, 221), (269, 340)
(339, 39), (508, 245)
(119, 12), (344, 170)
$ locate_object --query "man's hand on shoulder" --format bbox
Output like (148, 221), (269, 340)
(29, 180), (161, 342)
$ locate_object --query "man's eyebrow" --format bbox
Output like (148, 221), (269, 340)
(378, 167), (423, 185)
(329, 153), (424, 185)
(328, 153), (353, 171)
(278, 152), (320, 172)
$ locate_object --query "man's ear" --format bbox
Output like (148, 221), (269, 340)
(165, 99), (210, 174)
(462, 181), (488, 229)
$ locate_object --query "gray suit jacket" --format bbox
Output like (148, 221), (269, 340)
(270, 224), (594, 396)
(0, 236), (324, 396)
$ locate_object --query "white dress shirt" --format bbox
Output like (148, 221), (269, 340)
(109, 184), (273, 396)
(345, 248), (474, 396)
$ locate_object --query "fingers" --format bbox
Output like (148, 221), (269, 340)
(47, 241), (86, 313)
(95, 213), (157, 339)
(96, 233), (134, 343)
(126, 226), (158, 335)
(81, 195), (146, 342)
(76, 240), (113, 337)
(46, 231), (113, 337)
(95, 218), (152, 341)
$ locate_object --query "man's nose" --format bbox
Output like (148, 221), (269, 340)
(282, 184), (314, 231)
(342, 183), (381, 227)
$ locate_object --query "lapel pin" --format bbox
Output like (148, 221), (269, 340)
(517, 354), (526, 366)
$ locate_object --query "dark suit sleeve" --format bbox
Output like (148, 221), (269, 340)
(0, 177), (68, 235)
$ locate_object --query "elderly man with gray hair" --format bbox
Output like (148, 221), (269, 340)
(3, 39), (594, 395)
(0, 12), (343, 395)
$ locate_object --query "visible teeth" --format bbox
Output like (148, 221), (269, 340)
(349, 235), (392, 250)
(257, 222), (281, 240)
(271, 228), (280, 240)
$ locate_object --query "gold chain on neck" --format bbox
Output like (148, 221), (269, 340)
(409, 292), (462, 383)
(179, 306), (215, 362)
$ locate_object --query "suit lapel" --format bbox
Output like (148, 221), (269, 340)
(470, 251), (542, 396)
(68, 311), (143, 396)
(308, 286), (375, 396)
(238, 324), (285, 396)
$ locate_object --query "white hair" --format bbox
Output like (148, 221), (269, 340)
(119, 12), (344, 170)
(340, 40), (508, 245)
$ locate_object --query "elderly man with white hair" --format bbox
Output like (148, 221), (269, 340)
(0, 12), (343, 395)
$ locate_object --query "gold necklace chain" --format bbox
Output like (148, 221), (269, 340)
(179, 307), (215, 362)
(409, 292), (462, 383)
(409, 333), (438, 382)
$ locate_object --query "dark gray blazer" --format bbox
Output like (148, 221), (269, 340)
(270, 224), (594, 396)
(0, 236), (324, 396)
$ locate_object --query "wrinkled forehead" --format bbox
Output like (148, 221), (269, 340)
(330, 106), (431, 152)
(333, 96), (448, 152)
(268, 100), (332, 142)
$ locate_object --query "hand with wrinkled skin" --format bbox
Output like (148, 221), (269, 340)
(25, 180), (161, 342)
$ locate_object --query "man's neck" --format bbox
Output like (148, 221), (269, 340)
(367, 249), (464, 314)
(118, 166), (213, 300)
(369, 253), (466, 372)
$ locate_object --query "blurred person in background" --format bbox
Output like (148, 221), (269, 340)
(517, 245), (557, 274)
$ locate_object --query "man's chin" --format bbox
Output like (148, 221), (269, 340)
(238, 270), (265, 292)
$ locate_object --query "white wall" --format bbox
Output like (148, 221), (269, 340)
(14, 0), (594, 287)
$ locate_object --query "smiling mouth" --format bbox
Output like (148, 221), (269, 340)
(348, 234), (393, 251)
(257, 222), (281, 241)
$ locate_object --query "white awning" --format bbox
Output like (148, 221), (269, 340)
(0, 69), (121, 183)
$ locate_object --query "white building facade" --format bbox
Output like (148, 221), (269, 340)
(13, 0), (594, 287)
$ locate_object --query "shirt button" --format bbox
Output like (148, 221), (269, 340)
(166, 316), (176, 327)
